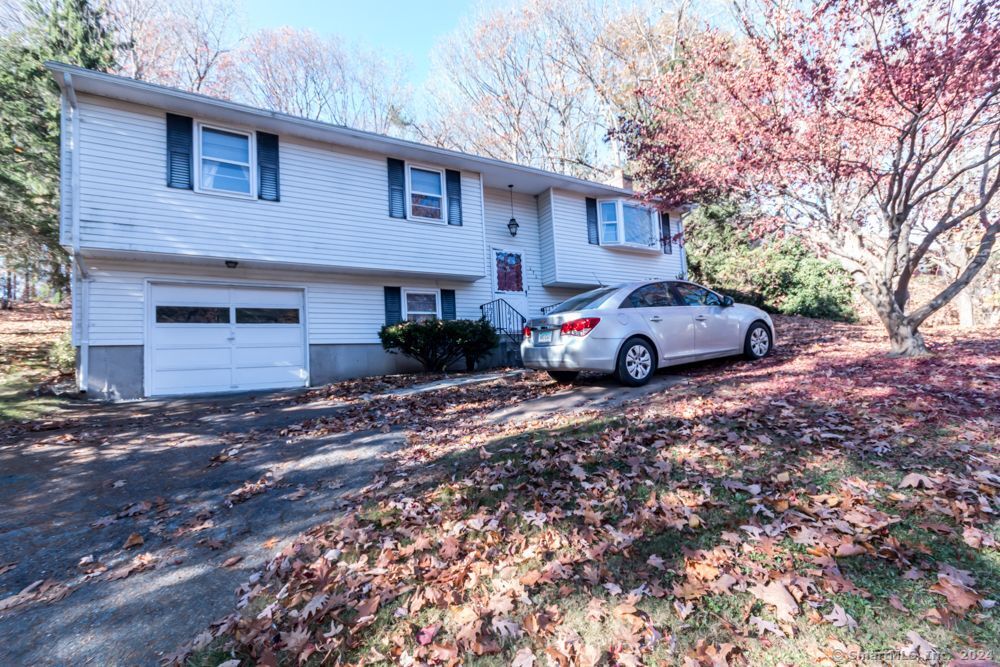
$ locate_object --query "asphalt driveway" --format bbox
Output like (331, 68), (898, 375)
(0, 369), (683, 666)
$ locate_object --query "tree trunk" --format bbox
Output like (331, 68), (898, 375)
(955, 289), (976, 329)
(866, 281), (931, 357)
(887, 320), (930, 357)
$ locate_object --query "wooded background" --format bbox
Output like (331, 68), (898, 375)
(1, 0), (996, 346)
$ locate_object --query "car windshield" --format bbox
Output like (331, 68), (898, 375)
(548, 287), (620, 314)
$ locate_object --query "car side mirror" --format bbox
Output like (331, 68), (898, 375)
(721, 295), (735, 307)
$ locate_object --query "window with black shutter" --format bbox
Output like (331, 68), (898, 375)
(387, 158), (406, 218)
(445, 170), (462, 225)
(256, 131), (280, 201)
(585, 198), (599, 245)
(166, 114), (193, 189)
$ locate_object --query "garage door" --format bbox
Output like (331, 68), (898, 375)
(149, 283), (307, 396)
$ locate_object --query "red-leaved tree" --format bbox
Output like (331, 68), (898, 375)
(617, 0), (1000, 355)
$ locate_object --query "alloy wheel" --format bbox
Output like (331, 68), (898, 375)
(750, 327), (770, 357)
(625, 344), (652, 379)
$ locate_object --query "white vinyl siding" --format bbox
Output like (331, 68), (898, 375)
(536, 189), (557, 285)
(80, 260), (493, 347)
(545, 189), (685, 288)
(482, 187), (580, 318)
(74, 94), (485, 280)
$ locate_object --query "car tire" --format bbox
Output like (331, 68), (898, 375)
(615, 337), (656, 386)
(547, 370), (579, 384)
(744, 321), (772, 360)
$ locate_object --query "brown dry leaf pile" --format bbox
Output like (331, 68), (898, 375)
(168, 317), (998, 666)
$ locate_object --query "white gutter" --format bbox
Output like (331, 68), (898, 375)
(63, 72), (90, 392)
(43, 61), (633, 199)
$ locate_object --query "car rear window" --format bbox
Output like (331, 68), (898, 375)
(548, 287), (620, 314)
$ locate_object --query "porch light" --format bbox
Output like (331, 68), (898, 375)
(507, 184), (519, 237)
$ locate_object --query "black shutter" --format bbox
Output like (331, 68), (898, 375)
(441, 290), (456, 320)
(660, 212), (672, 254)
(257, 131), (280, 201)
(585, 198), (599, 245)
(165, 113), (193, 189)
(384, 287), (402, 325)
(445, 170), (462, 226)
(387, 158), (406, 218)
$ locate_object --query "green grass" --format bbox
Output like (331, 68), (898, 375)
(0, 371), (66, 421)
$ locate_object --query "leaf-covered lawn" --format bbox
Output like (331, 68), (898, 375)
(180, 317), (997, 665)
(0, 303), (71, 421)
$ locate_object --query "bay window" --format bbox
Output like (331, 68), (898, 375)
(598, 199), (658, 249)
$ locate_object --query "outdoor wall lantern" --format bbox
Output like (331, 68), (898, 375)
(507, 184), (519, 237)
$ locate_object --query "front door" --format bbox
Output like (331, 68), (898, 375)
(493, 248), (530, 318)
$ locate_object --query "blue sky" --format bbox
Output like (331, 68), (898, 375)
(241, 0), (488, 86)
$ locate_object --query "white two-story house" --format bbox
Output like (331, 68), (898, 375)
(48, 62), (687, 399)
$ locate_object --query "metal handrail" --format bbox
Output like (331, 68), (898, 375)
(480, 298), (527, 344)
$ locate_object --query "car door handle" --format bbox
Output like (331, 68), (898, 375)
(648, 316), (663, 322)
(694, 315), (707, 321)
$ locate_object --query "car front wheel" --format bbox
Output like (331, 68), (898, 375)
(744, 322), (772, 360)
(615, 337), (655, 386)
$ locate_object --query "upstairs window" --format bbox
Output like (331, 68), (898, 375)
(407, 165), (445, 222)
(599, 201), (619, 242)
(198, 125), (253, 196)
(598, 199), (658, 249)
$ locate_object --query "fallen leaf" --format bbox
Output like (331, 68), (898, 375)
(416, 623), (439, 646)
(123, 533), (144, 549)
(222, 555), (243, 568)
(750, 580), (799, 622)
(899, 473), (935, 489)
(823, 604), (858, 631)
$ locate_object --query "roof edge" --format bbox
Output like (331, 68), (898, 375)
(45, 61), (636, 198)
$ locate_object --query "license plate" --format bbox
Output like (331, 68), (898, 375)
(536, 331), (553, 344)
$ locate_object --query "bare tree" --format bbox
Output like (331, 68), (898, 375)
(235, 27), (412, 134)
(108, 0), (241, 95)
(419, 0), (698, 180)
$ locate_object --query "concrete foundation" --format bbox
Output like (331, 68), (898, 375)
(83, 345), (144, 400)
(79, 342), (522, 400)
(309, 344), (424, 385)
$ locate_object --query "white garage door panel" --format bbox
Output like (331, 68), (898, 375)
(155, 368), (234, 393)
(149, 284), (307, 396)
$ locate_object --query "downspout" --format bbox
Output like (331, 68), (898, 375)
(479, 175), (490, 301)
(678, 208), (690, 280)
(63, 72), (90, 392)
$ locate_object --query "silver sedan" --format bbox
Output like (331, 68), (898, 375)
(522, 280), (775, 386)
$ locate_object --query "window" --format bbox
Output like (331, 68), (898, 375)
(548, 287), (620, 315)
(622, 283), (675, 308)
(495, 251), (524, 292)
(623, 204), (656, 246)
(671, 283), (722, 307)
(408, 166), (445, 221)
(403, 289), (440, 322)
(235, 308), (300, 324)
(599, 201), (619, 242)
(198, 125), (253, 195)
(598, 200), (658, 248)
(156, 306), (230, 324)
